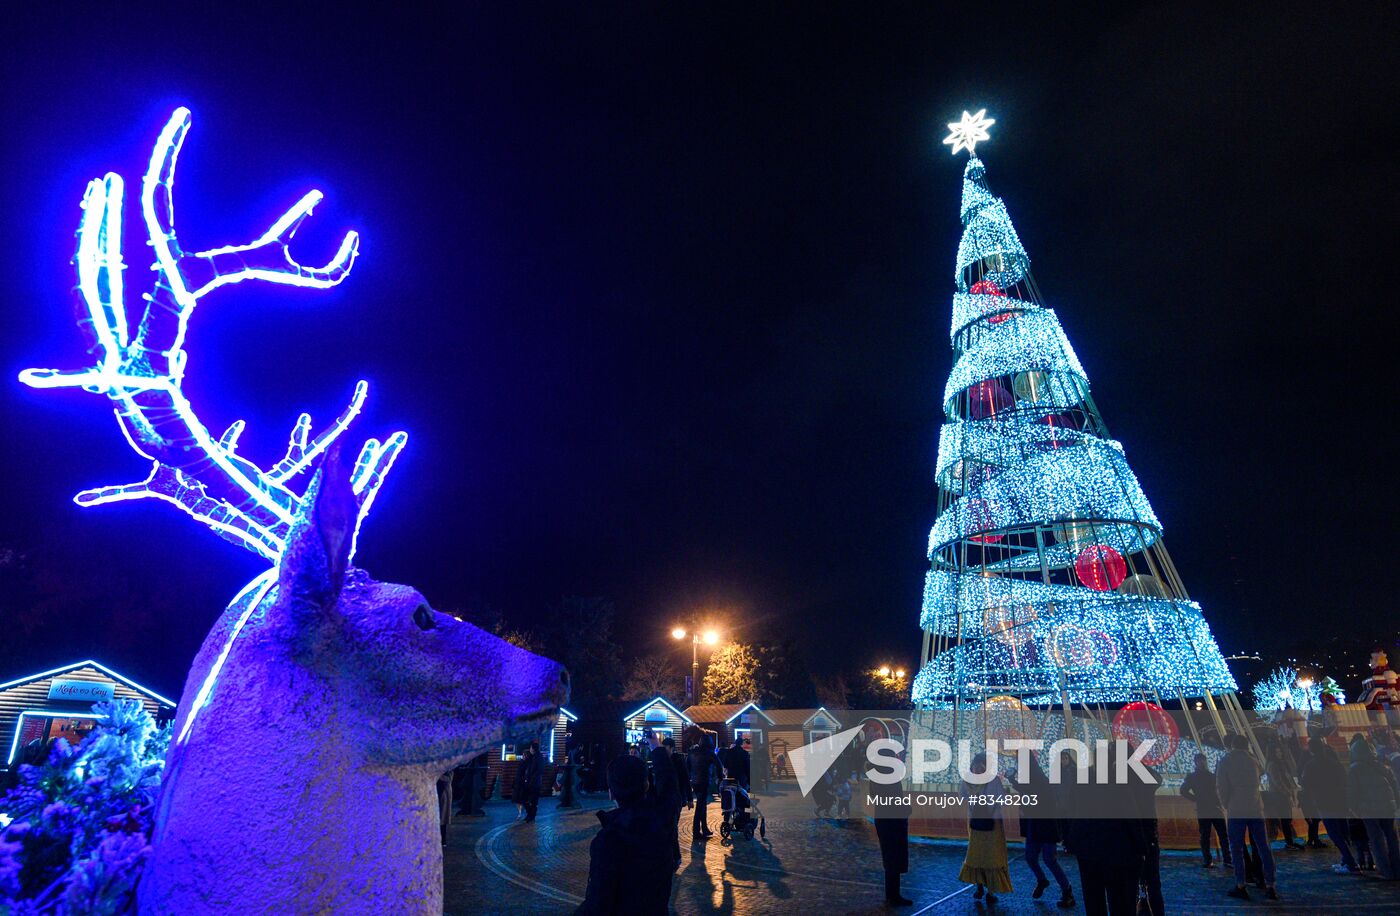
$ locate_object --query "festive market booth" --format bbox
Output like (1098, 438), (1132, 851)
(682, 701), (774, 750)
(622, 696), (693, 746)
(1, 660), (176, 770)
(485, 707), (576, 798)
(762, 707), (844, 779)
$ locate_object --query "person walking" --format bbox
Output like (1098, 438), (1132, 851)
(1217, 733), (1279, 901)
(667, 736), (692, 819)
(1180, 753), (1231, 868)
(687, 734), (725, 843)
(721, 735), (751, 790)
(512, 741), (543, 822)
(644, 729), (683, 869)
(834, 774), (853, 818)
(1129, 753), (1164, 916)
(867, 754), (912, 906)
(1064, 745), (1148, 916)
(752, 734), (770, 792)
(1263, 742), (1304, 850)
(1300, 736), (1360, 874)
(1011, 757), (1074, 908)
(575, 755), (675, 915)
(1347, 735), (1400, 880)
(958, 753), (1013, 904)
(435, 769), (453, 845)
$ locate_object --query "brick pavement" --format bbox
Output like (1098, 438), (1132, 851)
(444, 783), (1400, 914)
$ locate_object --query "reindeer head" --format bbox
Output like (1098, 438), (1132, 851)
(21, 106), (568, 756)
(276, 450), (569, 767)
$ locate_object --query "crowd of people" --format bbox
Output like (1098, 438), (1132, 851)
(435, 722), (1400, 914)
(933, 729), (1400, 915)
(575, 728), (752, 914)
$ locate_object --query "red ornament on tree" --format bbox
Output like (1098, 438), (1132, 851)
(970, 279), (1016, 323)
(1111, 701), (1179, 765)
(967, 380), (1013, 420)
(965, 497), (1003, 544)
(1075, 544), (1126, 591)
(1035, 412), (1076, 450)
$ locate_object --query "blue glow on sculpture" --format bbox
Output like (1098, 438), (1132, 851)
(175, 569), (277, 746)
(18, 107), (401, 565)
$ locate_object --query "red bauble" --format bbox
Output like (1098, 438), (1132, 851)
(1111, 701), (1179, 765)
(968, 280), (1013, 326)
(967, 380), (1013, 420)
(1075, 544), (1127, 591)
(970, 279), (1016, 324)
(1035, 412), (1076, 450)
(965, 497), (1002, 544)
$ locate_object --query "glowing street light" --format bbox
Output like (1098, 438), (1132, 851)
(673, 624), (723, 704)
(894, 669), (906, 680)
(878, 666), (892, 677)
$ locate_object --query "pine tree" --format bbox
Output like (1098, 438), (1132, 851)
(915, 121), (1236, 715)
(701, 643), (761, 704)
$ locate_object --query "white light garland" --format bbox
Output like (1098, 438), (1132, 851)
(943, 308), (1089, 409)
(915, 142), (1235, 708)
(955, 159), (1027, 289)
(928, 440), (1159, 553)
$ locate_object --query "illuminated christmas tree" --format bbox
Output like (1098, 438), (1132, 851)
(913, 112), (1238, 722)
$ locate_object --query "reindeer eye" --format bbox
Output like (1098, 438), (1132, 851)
(413, 604), (436, 631)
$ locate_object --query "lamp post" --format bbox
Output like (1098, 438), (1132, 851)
(673, 626), (720, 704)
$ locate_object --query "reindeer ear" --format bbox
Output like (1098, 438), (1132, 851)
(280, 444), (357, 611)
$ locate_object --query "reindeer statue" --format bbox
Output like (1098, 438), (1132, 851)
(20, 108), (569, 913)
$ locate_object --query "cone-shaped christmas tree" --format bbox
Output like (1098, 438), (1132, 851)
(914, 123), (1236, 713)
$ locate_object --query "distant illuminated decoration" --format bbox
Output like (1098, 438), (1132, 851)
(943, 108), (995, 156)
(18, 107), (405, 565)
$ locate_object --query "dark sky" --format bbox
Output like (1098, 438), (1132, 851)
(2, 6), (1396, 697)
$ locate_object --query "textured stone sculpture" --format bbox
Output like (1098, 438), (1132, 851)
(141, 455), (569, 913)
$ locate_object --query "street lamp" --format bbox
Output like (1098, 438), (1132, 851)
(894, 669), (906, 680)
(673, 626), (722, 704)
(878, 666), (892, 677)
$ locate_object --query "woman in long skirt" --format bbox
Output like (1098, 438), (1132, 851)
(958, 752), (1014, 903)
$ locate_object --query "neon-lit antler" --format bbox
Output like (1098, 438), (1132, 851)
(19, 107), (406, 563)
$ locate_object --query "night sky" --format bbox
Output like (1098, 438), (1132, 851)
(3, 6), (1397, 698)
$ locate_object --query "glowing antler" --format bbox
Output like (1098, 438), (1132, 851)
(19, 107), (406, 563)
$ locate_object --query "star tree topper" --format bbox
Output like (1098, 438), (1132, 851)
(943, 108), (995, 156)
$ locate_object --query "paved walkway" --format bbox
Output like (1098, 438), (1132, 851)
(444, 784), (1400, 914)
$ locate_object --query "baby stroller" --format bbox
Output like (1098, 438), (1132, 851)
(718, 778), (765, 843)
